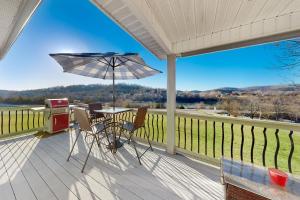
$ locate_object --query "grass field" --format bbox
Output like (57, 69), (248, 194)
(0, 108), (299, 174)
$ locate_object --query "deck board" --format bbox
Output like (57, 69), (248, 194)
(46, 133), (182, 200)
(0, 132), (224, 200)
(0, 141), (38, 200)
(11, 137), (78, 200)
(0, 144), (16, 200)
(4, 139), (57, 200)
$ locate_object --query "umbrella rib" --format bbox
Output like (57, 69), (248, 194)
(103, 57), (113, 79)
(96, 58), (109, 66)
(103, 65), (110, 79)
(114, 58), (128, 68)
(100, 56), (112, 66)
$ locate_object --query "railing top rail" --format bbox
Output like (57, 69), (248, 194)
(131, 109), (300, 131)
(131, 108), (167, 115)
(175, 111), (300, 132)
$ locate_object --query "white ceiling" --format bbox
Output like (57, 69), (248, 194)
(0, 0), (41, 59)
(92, 0), (300, 59)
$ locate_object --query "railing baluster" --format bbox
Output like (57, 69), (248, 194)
(240, 125), (244, 161)
(8, 110), (11, 134)
(142, 113), (145, 138)
(274, 129), (280, 169)
(288, 130), (294, 173)
(27, 109), (30, 129)
(184, 117), (187, 149)
(33, 111), (35, 128)
(139, 124), (142, 138)
(15, 110), (18, 132)
(205, 120), (207, 155)
(190, 118), (193, 151)
(1, 111), (3, 135)
(120, 112), (123, 121)
(21, 110), (24, 131)
(42, 111), (45, 125)
(197, 119), (200, 154)
(262, 128), (267, 167)
(230, 124), (234, 159)
(134, 112), (138, 137)
(139, 113), (142, 138)
(213, 121), (216, 158)
(156, 114), (159, 142)
(151, 114), (154, 141)
(161, 115), (164, 143)
(221, 122), (224, 157)
(146, 113), (150, 139)
(251, 126), (255, 163)
(124, 112), (128, 122)
(177, 117), (180, 147)
(38, 111), (40, 127)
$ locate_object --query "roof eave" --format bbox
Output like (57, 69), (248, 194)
(0, 0), (42, 60)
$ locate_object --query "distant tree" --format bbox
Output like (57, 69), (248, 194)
(220, 97), (240, 117)
(247, 97), (261, 119)
(275, 39), (300, 76)
(272, 94), (285, 121)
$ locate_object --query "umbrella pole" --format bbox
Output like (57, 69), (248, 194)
(113, 65), (115, 109)
(112, 60), (117, 152)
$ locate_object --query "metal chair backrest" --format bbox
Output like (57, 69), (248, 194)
(88, 102), (104, 118)
(74, 107), (92, 132)
(133, 107), (148, 129)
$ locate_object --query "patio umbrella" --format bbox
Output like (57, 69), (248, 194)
(49, 52), (162, 108)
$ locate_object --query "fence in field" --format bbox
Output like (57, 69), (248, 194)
(0, 107), (299, 174)
(0, 108), (44, 137)
(117, 109), (300, 174)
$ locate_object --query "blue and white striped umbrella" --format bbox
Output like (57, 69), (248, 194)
(49, 52), (161, 80)
(49, 52), (162, 107)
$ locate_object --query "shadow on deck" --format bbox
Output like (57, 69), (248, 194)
(0, 130), (224, 200)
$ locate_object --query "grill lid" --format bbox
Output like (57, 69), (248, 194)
(45, 98), (69, 108)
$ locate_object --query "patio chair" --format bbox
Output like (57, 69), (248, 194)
(88, 102), (110, 123)
(119, 107), (153, 165)
(67, 107), (110, 172)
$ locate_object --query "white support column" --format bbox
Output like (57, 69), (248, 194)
(166, 54), (176, 154)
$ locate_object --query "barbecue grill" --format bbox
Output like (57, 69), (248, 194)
(44, 98), (69, 133)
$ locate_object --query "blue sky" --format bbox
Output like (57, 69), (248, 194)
(0, 0), (299, 91)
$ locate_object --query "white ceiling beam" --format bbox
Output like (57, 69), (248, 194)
(175, 11), (300, 57)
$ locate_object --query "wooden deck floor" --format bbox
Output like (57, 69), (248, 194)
(0, 131), (224, 200)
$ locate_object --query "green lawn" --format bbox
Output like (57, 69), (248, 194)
(0, 108), (299, 174)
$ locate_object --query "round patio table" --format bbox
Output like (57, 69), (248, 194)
(94, 107), (132, 152)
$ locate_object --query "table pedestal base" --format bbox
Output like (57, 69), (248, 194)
(106, 139), (123, 151)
